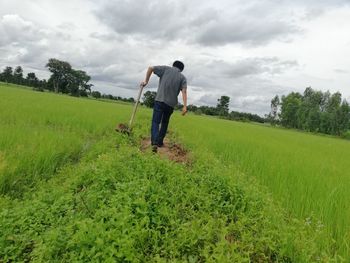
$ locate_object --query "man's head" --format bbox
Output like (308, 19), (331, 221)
(173, 60), (184, 72)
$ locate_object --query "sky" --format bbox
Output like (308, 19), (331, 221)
(1, 0), (350, 115)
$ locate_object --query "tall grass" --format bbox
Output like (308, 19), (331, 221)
(174, 114), (350, 257)
(0, 83), (131, 196)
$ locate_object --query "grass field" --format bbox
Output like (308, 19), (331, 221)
(174, 114), (350, 257)
(0, 83), (131, 196)
(0, 83), (348, 261)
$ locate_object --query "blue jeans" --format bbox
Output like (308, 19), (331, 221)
(151, 101), (173, 146)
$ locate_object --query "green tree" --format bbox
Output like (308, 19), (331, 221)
(217, 95), (230, 117)
(269, 95), (280, 125)
(325, 92), (342, 135)
(91, 91), (101, 99)
(230, 111), (265, 123)
(39, 79), (48, 90)
(280, 92), (302, 128)
(199, 106), (217, 116)
(1, 66), (13, 83)
(142, 91), (156, 108)
(13, 66), (24, 84)
(46, 59), (92, 96)
(26, 72), (39, 87)
(46, 58), (72, 93)
(187, 104), (198, 112)
(277, 88), (350, 136)
(298, 88), (323, 131)
(66, 69), (83, 96)
(70, 69), (92, 93)
(339, 100), (350, 134)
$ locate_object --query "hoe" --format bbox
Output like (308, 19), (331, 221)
(115, 84), (144, 135)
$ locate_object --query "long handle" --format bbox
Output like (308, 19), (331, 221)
(129, 85), (144, 128)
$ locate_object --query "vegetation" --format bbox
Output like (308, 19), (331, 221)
(4, 61), (349, 134)
(0, 61), (134, 102)
(269, 87), (350, 136)
(216, 96), (230, 117)
(0, 83), (343, 261)
(142, 93), (265, 123)
(142, 90), (157, 108)
(0, 82), (133, 197)
(46, 58), (93, 96)
(0, 66), (47, 91)
(185, 102), (265, 123)
(175, 114), (350, 259)
(1, 60), (266, 125)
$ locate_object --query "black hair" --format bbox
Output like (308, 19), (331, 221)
(173, 60), (184, 72)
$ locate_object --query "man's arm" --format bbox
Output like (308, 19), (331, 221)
(140, 66), (154, 87)
(181, 88), (187, 116)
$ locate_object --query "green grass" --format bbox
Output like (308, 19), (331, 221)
(1, 135), (331, 262)
(0, 83), (346, 261)
(0, 83), (132, 196)
(173, 114), (350, 257)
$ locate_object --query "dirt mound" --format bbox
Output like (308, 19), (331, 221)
(115, 123), (130, 134)
(140, 138), (190, 164)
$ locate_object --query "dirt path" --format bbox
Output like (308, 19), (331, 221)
(140, 138), (190, 164)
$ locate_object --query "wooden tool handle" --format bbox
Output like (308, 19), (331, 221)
(129, 85), (144, 128)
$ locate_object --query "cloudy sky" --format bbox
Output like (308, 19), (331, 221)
(1, 0), (350, 115)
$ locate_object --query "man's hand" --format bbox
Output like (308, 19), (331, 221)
(182, 106), (187, 116)
(140, 81), (148, 88)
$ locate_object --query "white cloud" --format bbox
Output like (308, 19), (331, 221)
(0, 14), (43, 45)
(0, 0), (350, 115)
(94, 0), (301, 47)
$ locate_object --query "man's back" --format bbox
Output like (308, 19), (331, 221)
(153, 65), (187, 108)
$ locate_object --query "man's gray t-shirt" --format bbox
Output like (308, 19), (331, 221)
(153, 65), (187, 108)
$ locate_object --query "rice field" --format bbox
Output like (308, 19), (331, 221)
(0, 82), (349, 261)
(174, 112), (350, 257)
(0, 83), (131, 196)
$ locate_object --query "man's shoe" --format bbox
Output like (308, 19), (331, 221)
(152, 145), (158, 153)
(157, 143), (164, 147)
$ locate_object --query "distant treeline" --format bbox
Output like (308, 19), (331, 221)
(1, 60), (265, 123)
(0, 59), (134, 102)
(0, 66), (48, 91)
(143, 91), (265, 123)
(183, 104), (265, 123)
(90, 91), (135, 103)
(268, 87), (350, 137)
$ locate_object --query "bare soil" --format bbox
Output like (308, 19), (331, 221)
(140, 138), (190, 164)
(115, 123), (130, 134)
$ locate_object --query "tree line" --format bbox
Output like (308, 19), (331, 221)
(143, 91), (265, 123)
(0, 59), (134, 101)
(0, 65), (47, 90)
(0, 59), (92, 96)
(90, 91), (135, 103)
(268, 87), (350, 136)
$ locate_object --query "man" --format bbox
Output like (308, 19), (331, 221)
(140, 60), (187, 153)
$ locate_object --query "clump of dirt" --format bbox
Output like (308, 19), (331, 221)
(140, 138), (190, 164)
(115, 123), (130, 134)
